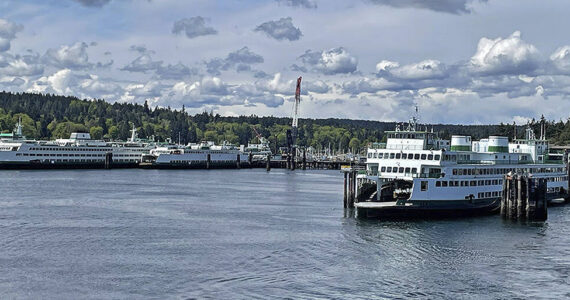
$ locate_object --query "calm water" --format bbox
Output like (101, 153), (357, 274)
(0, 169), (569, 299)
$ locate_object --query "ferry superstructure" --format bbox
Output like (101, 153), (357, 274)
(0, 121), (155, 168)
(150, 141), (250, 168)
(356, 116), (568, 217)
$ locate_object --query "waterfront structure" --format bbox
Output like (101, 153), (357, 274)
(356, 115), (568, 217)
(150, 141), (250, 168)
(0, 122), (154, 168)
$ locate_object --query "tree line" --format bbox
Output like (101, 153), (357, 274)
(1, 91), (569, 153)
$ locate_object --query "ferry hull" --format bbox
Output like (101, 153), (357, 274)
(355, 198), (500, 219)
(0, 161), (140, 170)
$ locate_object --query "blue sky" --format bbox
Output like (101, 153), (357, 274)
(2, 0), (570, 124)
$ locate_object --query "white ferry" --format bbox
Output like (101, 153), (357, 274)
(355, 115), (568, 218)
(0, 121), (154, 169)
(150, 141), (251, 168)
(243, 137), (272, 161)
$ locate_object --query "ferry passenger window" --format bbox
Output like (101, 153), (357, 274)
(492, 180), (498, 185)
(458, 169), (463, 175)
(387, 167), (392, 172)
(454, 181), (459, 186)
(398, 167), (404, 173)
(485, 180), (490, 185)
(402, 153), (407, 159)
(381, 167), (386, 172)
(453, 169), (457, 175)
(396, 153), (401, 159)
(436, 181), (441, 187)
(390, 153), (395, 159)
(421, 181), (428, 191)
(442, 181), (448, 187)
(408, 154), (414, 159)
(421, 154), (427, 160)
(412, 168), (417, 173)
(405, 167), (410, 173)
(368, 153), (372, 158)
(435, 155), (440, 160)
(470, 181), (476, 186)
(373, 153), (377, 158)
(460, 181), (465, 186)
(428, 154), (433, 160)
(392, 168), (397, 173)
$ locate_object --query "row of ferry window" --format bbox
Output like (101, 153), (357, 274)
(368, 152), (441, 161)
(380, 166), (418, 174)
(452, 167), (565, 176)
(17, 153), (140, 157)
(18, 153), (106, 157)
(29, 147), (109, 151)
(477, 191), (501, 198)
(436, 179), (502, 187)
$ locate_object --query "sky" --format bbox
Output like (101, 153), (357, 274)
(1, 0), (570, 124)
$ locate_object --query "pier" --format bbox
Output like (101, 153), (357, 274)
(501, 174), (548, 221)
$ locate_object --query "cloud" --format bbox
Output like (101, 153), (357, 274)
(71, 0), (111, 7)
(205, 47), (264, 75)
(550, 46), (570, 74)
(121, 54), (163, 73)
(157, 63), (197, 80)
(298, 47), (358, 75)
(276, 0), (317, 9)
(469, 31), (540, 75)
(366, 0), (487, 14)
(254, 17), (303, 41)
(172, 16), (218, 39)
(0, 19), (23, 52)
(43, 42), (92, 70)
(0, 53), (44, 77)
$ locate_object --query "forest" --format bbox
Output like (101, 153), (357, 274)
(1, 91), (569, 153)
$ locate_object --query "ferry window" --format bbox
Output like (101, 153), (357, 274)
(392, 168), (397, 173)
(387, 167), (392, 172)
(492, 180), (498, 185)
(485, 180), (491, 185)
(390, 153), (395, 159)
(372, 153), (376, 158)
(405, 167), (410, 173)
(453, 169), (457, 175)
(408, 154), (414, 159)
(434, 155), (440, 160)
(428, 154), (433, 160)
(398, 167), (404, 173)
(474, 169), (480, 175)
(478, 193), (483, 198)
(436, 181), (441, 187)
(411, 168), (417, 173)
(460, 181), (465, 187)
(470, 181), (476, 186)
(401, 153), (407, 159)
(452, 155), (456, 161)
(421, 181), (428, 191)
(454, 181), (459, 186)
(396, 153), (401, 159)
(442, 181), (448, 187)
(368, 153), (372, 158)
(458, 169), (463, 175)
(421, 154), (427, 160)
(381, 167), (386, 172)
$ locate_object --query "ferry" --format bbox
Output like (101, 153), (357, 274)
(355, 114), (569, 218)
(0, 121), (154, 169)
(243, 137), (272, 161)
(150, 141), (251, 168)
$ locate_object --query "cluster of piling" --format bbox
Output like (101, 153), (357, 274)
(343, 169), (358, 208)
(501, 174), (547, 221)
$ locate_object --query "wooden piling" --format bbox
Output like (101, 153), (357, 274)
(248, 153), (253, 166)
(291, 147), (296, 171)
(105, 152), (113, 169)
(502, 174), (548, 222)
(302, 149), (306, 170)
(236, 154), (241, 169)
(343, 172), (348, 208)
(266, 154), (271, 171)
(206, 153), (211, 169)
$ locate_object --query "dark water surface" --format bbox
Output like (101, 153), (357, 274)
(0, 169), (569, 299)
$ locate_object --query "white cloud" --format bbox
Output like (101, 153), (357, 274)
(43, 42), (92, 70)
(0, 19), (23, 52)
(298, 47), (358, 75)
(469, 31), (540, 75)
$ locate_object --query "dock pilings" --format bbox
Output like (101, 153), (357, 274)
(266, 154), (271, 171)
(342, 168), (357, 208)
(105, 152), (113, 169)
(501, 174), (547, 221)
